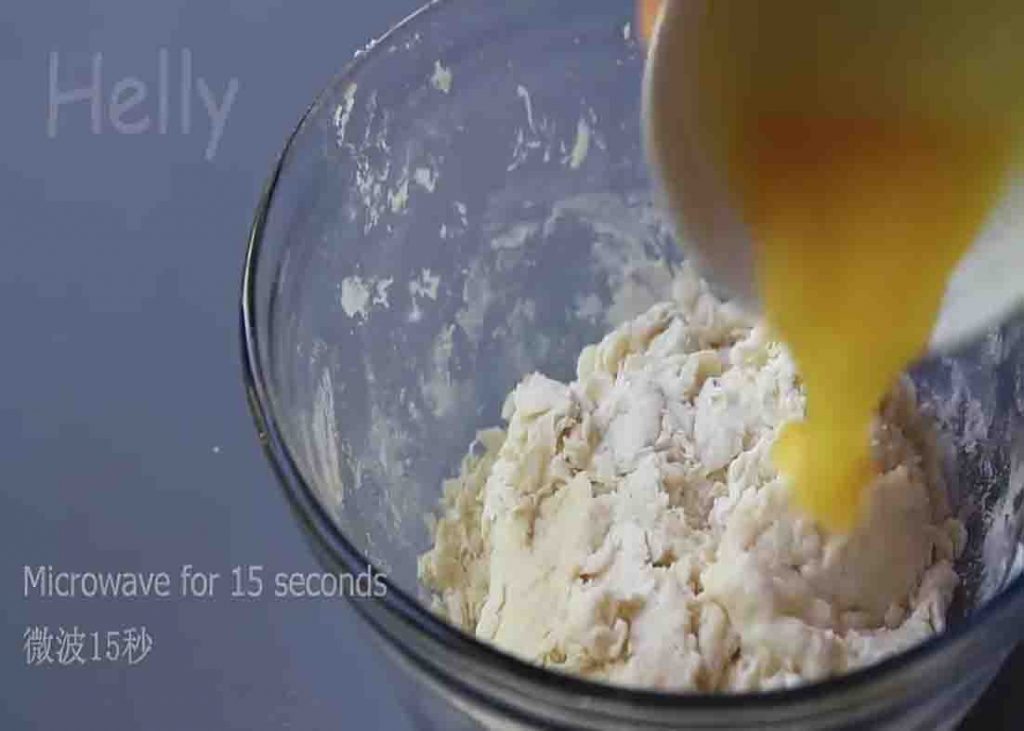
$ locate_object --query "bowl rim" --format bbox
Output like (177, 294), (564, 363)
(240, 0), (1024, 716)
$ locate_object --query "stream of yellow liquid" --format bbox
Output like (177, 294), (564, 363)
(740, 115), (1011, 532)
(644, 1), (1022, 531)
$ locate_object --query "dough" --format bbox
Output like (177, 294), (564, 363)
(418, 265), (965, 692)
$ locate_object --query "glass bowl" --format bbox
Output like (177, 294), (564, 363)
(241, 1), (1024, 728)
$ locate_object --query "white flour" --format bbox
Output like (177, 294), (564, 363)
(419, 265), (964, 692)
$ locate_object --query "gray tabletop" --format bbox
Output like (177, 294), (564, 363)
(3, 1), (421, 728)
(1, 1), (1019, 729)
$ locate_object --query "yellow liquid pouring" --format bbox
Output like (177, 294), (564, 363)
(739, 115), (1012, 531)
(646, 1), (1023, 531)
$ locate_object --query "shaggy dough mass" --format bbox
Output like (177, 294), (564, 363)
(418, 266), (965, 692)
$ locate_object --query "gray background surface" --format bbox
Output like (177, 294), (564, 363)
(0, 1), (1020, 728)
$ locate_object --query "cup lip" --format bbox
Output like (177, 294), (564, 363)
(240, 0), (1024, 715)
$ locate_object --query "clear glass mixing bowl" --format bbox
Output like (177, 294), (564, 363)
(241, 1), (1024, 728)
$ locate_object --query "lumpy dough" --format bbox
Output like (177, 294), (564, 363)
(418, 265), (965, 692)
